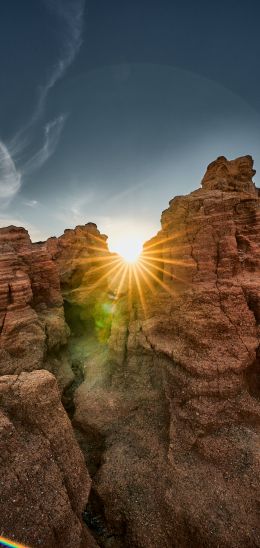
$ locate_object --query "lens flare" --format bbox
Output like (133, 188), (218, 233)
(0, 536), (29, 548)
(76, 230), (189, 324)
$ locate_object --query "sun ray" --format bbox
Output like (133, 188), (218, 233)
(135, 262), (156, 295)
(138, 260), (175, 297)
(118, 265), (129, 294)
(87, 244), (115, 254)
(142, 230), (188, 251)
(114, 263), (129, 298)
(140, 257), (191, 287)
(140, 259), (174, 279)
(73, 254), (118, 265)
(127, 264), (133, 313)
(69, 258), (123, 297)
(142, 245), (190, 257)
(91, 232), (110, 245)
(141, 253), (193, 267)
(132, 264), (148, 316)
(63, 231), (192, 312)
(82, 256), (122, 277)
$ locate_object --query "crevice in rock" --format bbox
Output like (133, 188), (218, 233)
(0, 285), (13, 335)
(64, 300), (95, 337)
(245, 348), (260, 401)
(7, 283), (13, 304)
(61, 298), (104, 416)
(240, 286), (260, 324)
(0, 311), (7, 335)
(73, 424), (106, 477)
(83, 488), (126, 547)
(63, 359), (85, 418)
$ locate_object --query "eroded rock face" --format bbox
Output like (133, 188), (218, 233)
(201, 154), (257, 193)
(2, 155), (259, 547)
(46, 223), (110, 303)
(73, 156), (260, 547)
(143, 155), (260, 448)
(46, 224), (117, 354)
(0, 370), (96, 548)
(0, 226), (70, 380)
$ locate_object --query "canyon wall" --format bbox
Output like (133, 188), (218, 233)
(72, 156), (260, 547)
(0, 226), (71, 387)
(45, 222), (110, 309)
(141, 154), (260, 457)
(0, 369), (97, 548)
(0, 227), (98, 546)
(0, 155), (259, 547)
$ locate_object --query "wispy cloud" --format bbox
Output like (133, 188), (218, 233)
(23, 199), (39, 208)
(11, 0), (85, 153)
(0, 141), (21, 204)
(22, 115), (67, 175)
(1, 0), (85, 209)
(34, 0), (85, 121)
(55, 191), (94, 225)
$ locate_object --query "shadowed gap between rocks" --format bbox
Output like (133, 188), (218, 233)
(62, 297), (124, 546)
(61, 291), (173, 547)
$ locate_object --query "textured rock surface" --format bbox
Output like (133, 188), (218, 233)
(0, 226), (70, 379)
(1, 155), (259, 547)
(142, 154), (260, 452)
(0, 369), (97, 548)
(74, 156), (260, 547)
(46, 223), (111, 311)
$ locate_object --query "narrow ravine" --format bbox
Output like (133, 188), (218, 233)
(45, 157), (260, 547)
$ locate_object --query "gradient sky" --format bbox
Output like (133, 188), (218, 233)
(1, 0), (260, 255)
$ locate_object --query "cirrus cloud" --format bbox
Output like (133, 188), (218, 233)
(22, 115), (67, 175)
(1, 0), (85, 209)
(0, 141), (21, 203)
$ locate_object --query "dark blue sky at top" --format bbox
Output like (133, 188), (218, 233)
(0, 0), (260, 250)
(2, 0), (260, 118)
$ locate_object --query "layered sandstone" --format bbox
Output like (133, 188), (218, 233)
(46, 223), (115, 401)
(141, 154), (260, 452)
(0, 369), (97, 548)
(0, 226), (70, 383)
(46, 223), (111, 308)
(73, 156), (260, 547)
(1, 155), (259, 547)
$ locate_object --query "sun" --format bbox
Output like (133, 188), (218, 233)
(82, 229), (186, 318)
(111, 237), (142, 264)
(120, 249), (141, 264)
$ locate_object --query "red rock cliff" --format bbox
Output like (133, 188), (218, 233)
(141, 154), (260, 455)
(0, 369), (96, 547)
(73, 155), (260, 547)
(1, 156), (259, 548)
(0, 226), (70, 381)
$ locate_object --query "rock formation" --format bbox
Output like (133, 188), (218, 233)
(46, 223), (111, 311)
(45, 223), (116, 410)
(141, 154), (260, 452)
(72, 155), (260, 547)
(0, 369), (97, 547)
(0, 226), (70, 386)
(0, 155), (260, 547)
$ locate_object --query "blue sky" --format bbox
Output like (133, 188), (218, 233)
(1, 0), (260, 253)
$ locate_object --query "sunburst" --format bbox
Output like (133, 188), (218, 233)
(71, 233), (190, 323)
